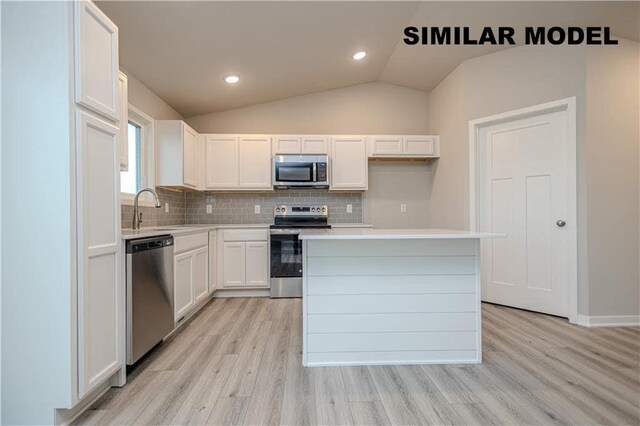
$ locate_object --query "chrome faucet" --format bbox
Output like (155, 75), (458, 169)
(133, 188), (162, 229)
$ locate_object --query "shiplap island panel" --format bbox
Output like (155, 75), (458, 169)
(299, 229), (503, 367)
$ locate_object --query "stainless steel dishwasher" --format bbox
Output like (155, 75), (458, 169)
(126, 235), (175, 365)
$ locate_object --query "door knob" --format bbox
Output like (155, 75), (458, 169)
(556, 220), (566, 227)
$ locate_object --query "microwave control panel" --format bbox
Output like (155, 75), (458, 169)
(317, 163), (327, 181)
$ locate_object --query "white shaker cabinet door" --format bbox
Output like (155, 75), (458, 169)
(74, 0), (119, 121)
(193, 246), (209, 303)
(245, 242), (269, 287)
(302, 136), (329, 154)
(222, 242), (246, 287)
(273, 136), (301, 154)
(239, 136), (272, 188)
(76, 111), (122, 398)
(174, 251), (194, 321)
(370, 136), (403, 156)
(403, 136), (437, 156)
(182, 124), (198, 188)
(206, 135), (239, 188)
(330, 136), (368, 190)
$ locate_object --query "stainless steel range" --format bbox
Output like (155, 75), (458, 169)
(270, 205), (330, 298)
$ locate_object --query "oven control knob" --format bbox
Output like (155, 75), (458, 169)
(322, 207), (326, 213)
(281, 207), (286, 213)
(275, 207), (280, 213)
(311, 207), (317, 213)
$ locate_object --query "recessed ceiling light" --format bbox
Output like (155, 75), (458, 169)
(352, 51), (367, 60)
(224, 75), (240, 84)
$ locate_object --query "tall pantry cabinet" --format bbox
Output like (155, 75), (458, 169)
(74, 0), (124, 404)
(2, 1), (125, 424)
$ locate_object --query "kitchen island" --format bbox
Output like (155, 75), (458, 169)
(298, 229), (503, 367)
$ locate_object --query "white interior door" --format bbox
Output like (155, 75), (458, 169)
(478, 109), (570, 317)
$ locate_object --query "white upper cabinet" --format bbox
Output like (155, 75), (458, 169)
(369, 135), (440, 158)
(157, 120), (200, 189)
(117, 71), (128, 171)
(370, 136), (403, 156)
(404, 135), (439, 156)
(302, 136), (329, 154)
(331, 136), (368, 190)
(204, 134), (272, 190)
(239, 135), (272, 188)
(182, 125), (198, 187)
(205, 135), (239, 188)
(272, 135), (328, 155)
(273, 136), (301, 154)
(74, 0), (119, 121)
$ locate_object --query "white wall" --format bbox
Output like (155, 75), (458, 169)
(363, 161), (433, 228)
(2, 2), (74, 423)
(187, 82), (432, 227)
(427, 42), (640, 319)
(121, 69), (183, 120)
(186, 82), (429, 134)
(584, 39), (640, 317)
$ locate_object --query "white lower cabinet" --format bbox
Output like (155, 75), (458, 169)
(245, 242), (269, 287)
(193, 246), (209, 303)
(222, 242), (246, 287)
(174, 251), (194, 321)
(219, 229), (269, 289)
(174, 233), (209, 322)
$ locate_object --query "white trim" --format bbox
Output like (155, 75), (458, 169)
(120, 105), (157, 206)
(468, 97), (578, 324)
(577, 315), (640, 328)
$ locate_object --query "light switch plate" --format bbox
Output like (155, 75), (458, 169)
(346, 204), (353, 213)
(165, 203), (169, 213)
(206, 204), (212, 214)
(254, 205), (260, 214)
(401, 203), (407, 213)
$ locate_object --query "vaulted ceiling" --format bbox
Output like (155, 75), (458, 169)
(98, 1), (640, 117)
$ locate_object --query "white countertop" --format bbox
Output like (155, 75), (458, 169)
(121, 223), (372, 240)
(121, 224), (269, 240)
(298, 228), (505, 240)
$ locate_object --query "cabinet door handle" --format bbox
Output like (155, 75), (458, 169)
(556, 220), (566, 227)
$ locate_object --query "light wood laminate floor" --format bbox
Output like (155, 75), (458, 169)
(75, 298), (640, 425)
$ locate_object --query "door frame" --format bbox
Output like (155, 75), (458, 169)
(468, 97), (578, 324)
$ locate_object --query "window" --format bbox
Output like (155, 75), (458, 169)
(121, 105), (156, 206)
(120, 122), (141, 194)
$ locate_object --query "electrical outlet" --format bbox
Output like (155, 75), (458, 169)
(254, 205), (261, 214)
(401, 203), (407, 213)
(165, 203), (169, 213)
(206, 204), (212, 214)
(346, 204), (353, 213)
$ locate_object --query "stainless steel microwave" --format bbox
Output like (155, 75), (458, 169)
(273, 154), (329, 188)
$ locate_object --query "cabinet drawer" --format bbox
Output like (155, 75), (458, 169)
(222, 229), (268, 242)
(174, 232), (208, 254)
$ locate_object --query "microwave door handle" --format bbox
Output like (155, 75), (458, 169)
(312, 163), (317, 182)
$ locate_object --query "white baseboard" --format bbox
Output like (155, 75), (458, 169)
(213, 288), (270, 298)
(577, 314), (640, 327)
